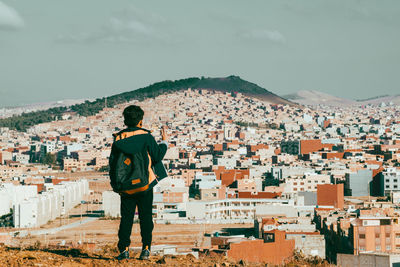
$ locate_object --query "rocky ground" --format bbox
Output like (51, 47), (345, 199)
(0, 245), (332, 267)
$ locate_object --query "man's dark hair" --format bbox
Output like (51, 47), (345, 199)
(123, 105), (144, 127)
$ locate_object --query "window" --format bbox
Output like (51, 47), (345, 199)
(264, 233), (275, 243)
(359, 234), (365, 239)
(396, 234), (400, 239)
(376, 245), (381, 251)
(376, 234), (380, 238)
(386, 179), (390, 183)
(386, 246), (391, 251)
(386, 185), (390, 189)
(359, 246), (365, 251)
(395, 179), (398, 183)
(395, 185), (398, 189)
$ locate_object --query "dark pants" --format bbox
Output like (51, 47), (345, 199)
(117, 189), (154, 252)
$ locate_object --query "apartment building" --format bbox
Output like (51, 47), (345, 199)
(284, 173), (330, 193)
(383, 167), (400, 196)
(186, 198), (292, 222)
(350, 216), (400, 254)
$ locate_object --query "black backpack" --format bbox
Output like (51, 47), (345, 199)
(109, 129), (162, 195)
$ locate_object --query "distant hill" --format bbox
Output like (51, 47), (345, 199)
(284, 90), (400, 107)
(194, 76), (292, 104)
(356, 95), (400, 106)
(0, 75), (292, 131)
(283, 90), (355, 106)
(0, 99), (87, 119)
(355, 95), (390, 102)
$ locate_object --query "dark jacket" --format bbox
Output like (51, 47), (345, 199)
(109, 126), (168, 194)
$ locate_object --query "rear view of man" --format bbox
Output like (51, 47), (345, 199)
(109, 105), (168, 260)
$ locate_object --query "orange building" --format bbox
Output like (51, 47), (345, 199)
(351, 217), (400, 254)
(213, 166), (249, 187)
(58, 135), (72, 142)
(179, 169), (202, 187)
(317, 184), (344, 209)
(213, 144), (223, 152)
(322, 152), (345, 159)
(248, 144), (269, 153)
(300, 139), (323, 154)
(226, 230), (294, 264)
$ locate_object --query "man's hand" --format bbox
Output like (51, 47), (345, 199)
(161, 126), (168, 141)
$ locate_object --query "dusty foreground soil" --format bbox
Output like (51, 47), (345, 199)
(0, 246), (331, 267)
(0, 246), (260, 267)
(4, 221), (332, 266)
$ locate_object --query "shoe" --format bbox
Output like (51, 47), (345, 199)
(139, 246), (150, 260)
(116, 249), (129, 260)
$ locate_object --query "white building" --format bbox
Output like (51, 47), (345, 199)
(383, 167), (400, 196)
(13, 180), (88, 228)
(102, 191), (121, 218)
(284, 173), (331, 193)
(213, 157), (237, 169)
(186, 198), (294, 223)
(192, 172), (221, 189)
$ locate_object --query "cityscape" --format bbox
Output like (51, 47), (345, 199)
(0, 86), (399, 266)
(1, 0), (399, 266)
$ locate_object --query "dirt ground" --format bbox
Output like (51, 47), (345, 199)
(0, 245), (332, 267)
(0, 245), (246, 267)
(15, 220), (255, 249)
(3, 220), (332, 266)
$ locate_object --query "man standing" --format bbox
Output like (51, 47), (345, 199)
(109, 105), (168, 260)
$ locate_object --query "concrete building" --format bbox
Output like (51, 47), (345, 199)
(13, 180), (88, 228)
(187, 198), (293, 223)
(298, 191), (317, 206)
(192, 172), (221, 190)
(286, 232), (325, 259)
(383, 167), (400, 196)
(213, 157), (237, 169)
(345, 169), (373, 196)
(284, 173), (331, 193)
(0, 192), (11, 216)
(102, 191), (121, 217)
(337, 253), (400, 267)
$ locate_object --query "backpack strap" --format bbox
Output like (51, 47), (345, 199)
(114, 129), (149, 141)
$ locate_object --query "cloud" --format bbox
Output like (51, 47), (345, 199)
(0, 1), (24, 31)
(238, 29), (286, 44)
(56, 5), (174, 44)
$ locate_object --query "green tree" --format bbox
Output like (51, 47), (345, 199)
(42, 153), (56, 166)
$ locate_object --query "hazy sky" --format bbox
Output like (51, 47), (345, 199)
(0, 0), (399, 107)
